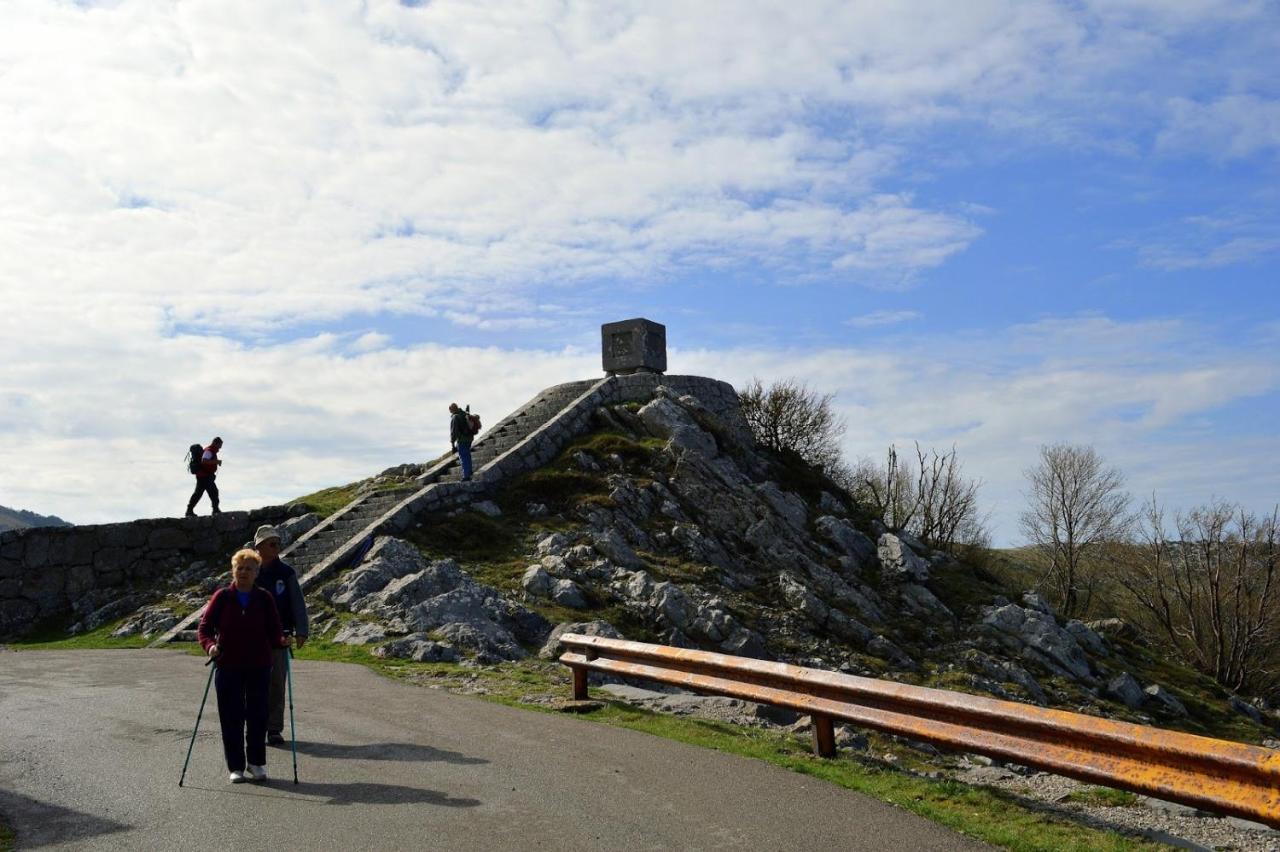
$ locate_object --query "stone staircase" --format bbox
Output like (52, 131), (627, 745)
(150, 379), (602, 646)
(420, 379), (598, 484)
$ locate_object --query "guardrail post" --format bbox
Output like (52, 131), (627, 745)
(572, 666), (589, 701)
(812, 714), (836, 758)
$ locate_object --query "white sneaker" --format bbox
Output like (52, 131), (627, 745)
(229, 770), (248, 784)
(246, 764), (267, 783)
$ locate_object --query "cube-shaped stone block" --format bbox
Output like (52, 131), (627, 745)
(601, 318), (666, 375)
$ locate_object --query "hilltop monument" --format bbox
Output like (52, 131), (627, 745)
(601, 317), (666, 376)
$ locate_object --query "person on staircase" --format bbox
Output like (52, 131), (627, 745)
(185, 436), (223, 517)
(449, 403), (475, 482)
(253, 525), (309, 746)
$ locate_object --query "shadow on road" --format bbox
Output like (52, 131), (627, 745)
(288, 740), (487, 765)
(0, 788), (131, 848)
(297, 781), (483, 808)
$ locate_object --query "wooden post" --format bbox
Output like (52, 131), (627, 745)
(572, 666), (589, 701)
(812, 713), (836, 758)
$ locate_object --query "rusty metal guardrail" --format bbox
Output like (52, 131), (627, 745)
(558, 634), (1280, 828)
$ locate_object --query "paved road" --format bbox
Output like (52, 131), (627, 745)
(0, 650), (989, 850)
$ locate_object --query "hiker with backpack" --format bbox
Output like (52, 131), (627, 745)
(252, 525), (309, 746)
(449, 403), (479, 481)
(198, 547), (293, 784)
(185, 436), (223, 517)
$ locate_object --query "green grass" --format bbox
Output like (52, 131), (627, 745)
(290, 483), (363, 518)
(0, 817), (13, 852)
(6, 615), (151, 650)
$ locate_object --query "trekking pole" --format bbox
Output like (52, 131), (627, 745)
(286, 647), (299, 784)
(179, 658), (216, 787)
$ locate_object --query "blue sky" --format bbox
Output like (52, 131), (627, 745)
(0, 0), (1276, 544)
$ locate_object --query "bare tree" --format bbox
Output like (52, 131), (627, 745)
(851, 445), (918, 532)
(913, 443), (987, 553)
(1114, 499), (1280, 696)
(849, 443), (990, 553)
(1020, 443), (1131, 618)
(739, 378), (847, 473)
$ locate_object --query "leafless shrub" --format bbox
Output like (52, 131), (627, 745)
(1113, 499), (1280, 697)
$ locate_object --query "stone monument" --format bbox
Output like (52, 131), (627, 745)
(601, 318), (666, 376)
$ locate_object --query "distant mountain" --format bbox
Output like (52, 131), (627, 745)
(0, 505), (72, 532)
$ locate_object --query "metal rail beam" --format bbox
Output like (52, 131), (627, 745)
(559, 634), (1280, 828)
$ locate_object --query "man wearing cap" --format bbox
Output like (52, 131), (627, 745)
(253, 524), (309, 746)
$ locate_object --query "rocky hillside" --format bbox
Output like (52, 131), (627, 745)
(110, 385), (1276, 749)
(0, 504), (71, 532)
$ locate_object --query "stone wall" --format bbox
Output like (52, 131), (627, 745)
(0, 505), (303, 639)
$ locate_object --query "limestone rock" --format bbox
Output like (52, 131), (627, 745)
(374, 634), (459, 663)
(755, 482), (808, 531)
(333, 621), (387, 645)
(877, 534), (929, 583)
(539, 620), (623, 659)
(434, 621), (525, 662)
(536, 533), (570, 557)
(868, 635), (917, 670)
(110, 605), (178, 639)
(522, 565), (553, 597)
(471, 500), (502, 517)
(550, 578), (588, 609)
(1143, 684), (1188, 717)
(981, 603), (1092, 681)
(1105, 672), (1145, 709)
(591, 528), (643, 569)
(1085, 617), (1138, 641)
(815, 516), (877, 568)
(1064, 619), (1107, 657)
(1230, 695), (1264, 724)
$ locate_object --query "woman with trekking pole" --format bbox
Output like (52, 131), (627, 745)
(196, 548), (293, 784)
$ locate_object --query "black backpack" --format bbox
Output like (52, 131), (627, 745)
(186, 444), (204, 475)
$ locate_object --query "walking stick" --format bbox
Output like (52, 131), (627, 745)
(179, 658), (216, 787)
(286, 648), (299, 784)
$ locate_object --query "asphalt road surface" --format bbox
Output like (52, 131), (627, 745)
(0, 650), (990, 850)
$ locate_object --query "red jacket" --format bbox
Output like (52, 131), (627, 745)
(197, 444), (220, 478)
(197, 585), (286, 669)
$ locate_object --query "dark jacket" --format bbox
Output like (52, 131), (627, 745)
(197, 585), (285, 669)
(450, 409), (473, 446)
(256, 557), (309, 637)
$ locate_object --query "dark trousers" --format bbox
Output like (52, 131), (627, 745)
(214, 665), (270, 771)
(457, 442), (473, 480)
(187, 475), (220, 513)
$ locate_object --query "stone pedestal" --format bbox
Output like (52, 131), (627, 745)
(602, 318), (666, 375)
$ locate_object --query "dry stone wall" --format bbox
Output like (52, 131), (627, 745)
(0, 505), (303, 639)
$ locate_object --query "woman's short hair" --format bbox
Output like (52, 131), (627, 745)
(231, 548), (262, 571)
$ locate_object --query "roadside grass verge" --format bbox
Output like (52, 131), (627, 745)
(5, 615), (150, 650)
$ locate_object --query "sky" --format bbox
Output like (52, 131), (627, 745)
(1, 0), (1277, 546)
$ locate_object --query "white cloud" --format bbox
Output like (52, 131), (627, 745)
(1159, 94), (1280, 159)
(1120, 214), (1280, 271)
(846, 310), (921, 328)
(1, 2), (1277, 542)
(678, 316), (1280, 545)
